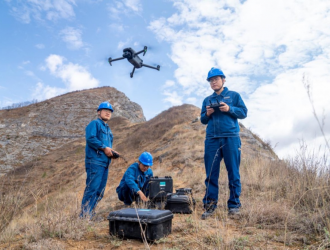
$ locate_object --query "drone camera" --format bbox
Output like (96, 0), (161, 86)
(123, 50), (133, 60)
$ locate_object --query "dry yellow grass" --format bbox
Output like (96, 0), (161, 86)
(1, 104), (330, 249)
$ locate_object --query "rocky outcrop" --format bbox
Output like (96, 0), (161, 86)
(239, 123), (278, 161)
(0, 87), (145, 174)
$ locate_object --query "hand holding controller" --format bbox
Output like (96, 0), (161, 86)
(111, 150), (120, 159)
(208, 99), (224, 111)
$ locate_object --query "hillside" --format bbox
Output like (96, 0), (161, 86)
(0, 87), (145, 174)
(1, 88), (329, 250)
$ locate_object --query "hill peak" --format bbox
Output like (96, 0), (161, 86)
(0, 87), (145, 174)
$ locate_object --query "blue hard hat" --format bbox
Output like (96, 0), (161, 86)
(97, 102), (113, 112)
(206, 67), (226, 81)
(139, 152), (153, 166)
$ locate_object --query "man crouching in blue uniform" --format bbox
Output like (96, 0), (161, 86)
(201, 68), (248, 219)
(80, 102), (119, 219)
(116, 152), (153, 206)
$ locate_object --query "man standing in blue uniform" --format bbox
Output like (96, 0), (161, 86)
(81, 101), (118, 219)
(201, 68), (248, 219)
(116, 152), (153, 206)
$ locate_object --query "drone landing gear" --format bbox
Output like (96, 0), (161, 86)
(130, 67), (136, 78)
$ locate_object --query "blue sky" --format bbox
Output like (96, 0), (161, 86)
(1, 0), (330, 159)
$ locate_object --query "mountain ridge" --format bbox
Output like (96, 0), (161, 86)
(0, 87), (145, 174)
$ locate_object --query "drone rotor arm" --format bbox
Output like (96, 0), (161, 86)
(141, 63), (160, 71)
(108, 56), (125, 66)
(134, 49), (145, 56)
(135, 46), (148, 56)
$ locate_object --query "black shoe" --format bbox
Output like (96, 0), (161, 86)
(201, 205), (217, 220)
(228, 207), (240, 216)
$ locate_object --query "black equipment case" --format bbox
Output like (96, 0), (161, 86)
(148, 176), (173, 199)
(107, 208), (173, 241)
(165, 188), (196, 214)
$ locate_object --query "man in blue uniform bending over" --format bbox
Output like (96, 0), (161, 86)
(116, 152), (153, 206)
(81, 101), (119, 219)
(201, 67), (248, 219)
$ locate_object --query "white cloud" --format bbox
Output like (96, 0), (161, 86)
(35, 43), (45, 49)
(186, 97), (197, 105)
(33, 54), (99, 101)
(162, 80), (176, 89)
(150, 0), (330, 159)
(117, 40), (130, 50)
(162, 90), (183, 106)
(32, 82), (66, 101)
(45, 54), (64, 73)
(123, 0), (142, 13)
(60, 27), (84, 50)
(7, 0), (76, 23)
(25, 70), (35, 77)
(109, 23), (124, 32)
(107, 0), (142, 20)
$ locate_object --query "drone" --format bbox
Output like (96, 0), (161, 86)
(108, 46), (160, 78)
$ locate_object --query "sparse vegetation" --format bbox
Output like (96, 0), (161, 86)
(1, 99), (38, 110)
(0, 102), (329, 249)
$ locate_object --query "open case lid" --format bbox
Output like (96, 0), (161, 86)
(107, 208), (173, 224)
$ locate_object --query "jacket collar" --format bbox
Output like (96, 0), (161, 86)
(212, 87), (229, 97)
(97, 118), (108, 127)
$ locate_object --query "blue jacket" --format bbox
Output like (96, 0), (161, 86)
(85, 118), (113, 167)
(116, 162), (153, 194)
(201, 87), (247, 138)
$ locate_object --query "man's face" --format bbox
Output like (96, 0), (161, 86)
(209, 76), (225, 92)
(98, 109), (112, 121)
(138, 163), (150, 173)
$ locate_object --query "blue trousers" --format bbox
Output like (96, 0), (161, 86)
(81, 162), (109, 217)
(203, 137), (241, 209)
(117, 182), (150, 205)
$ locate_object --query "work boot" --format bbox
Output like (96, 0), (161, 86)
(228, 207), (240, 216)
(201, 204), (217, 220)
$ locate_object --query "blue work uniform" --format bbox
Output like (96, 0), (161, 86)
(201, 87), (247, 209)
(116, 162), (153, 205)
(81, 118), (113, 218)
